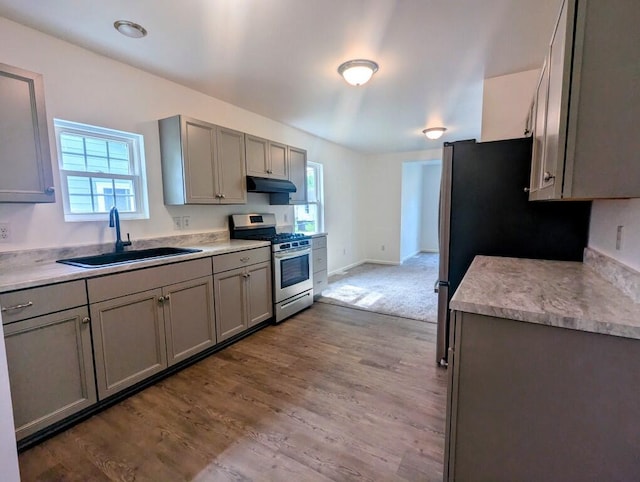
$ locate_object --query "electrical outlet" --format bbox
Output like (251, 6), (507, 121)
(381, 244), (385, 251)
(0, 223), (10, 243)
(173, 216), (183, 230)
(182, 216), (191, 229)
(616, 225), (624, 250)
(284, 213), (288, 223)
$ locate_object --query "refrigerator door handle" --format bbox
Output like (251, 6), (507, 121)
(434, 280), (449, 293)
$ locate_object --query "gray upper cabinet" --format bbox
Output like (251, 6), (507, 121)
(0, 63), (55, 203)
(159, 115), (246, 204)
(529, 0), (640, 200)
(288, 146), (308, 204)
(245, 134), (289, 180)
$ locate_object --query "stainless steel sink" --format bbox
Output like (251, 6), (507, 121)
(57, 247), (202, 268)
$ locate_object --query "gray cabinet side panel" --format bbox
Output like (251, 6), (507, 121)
(158, 115), (187, 205)
(452, 312), (640, 481)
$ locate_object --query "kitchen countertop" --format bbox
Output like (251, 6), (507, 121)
(450, 255), (640, 340)
(0, 239), (270, 293)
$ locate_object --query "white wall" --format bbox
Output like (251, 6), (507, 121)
(400, 162), (423, 261)
(481, 68), (640, 272)
(0, 16), (365, 274)
(359, 149), (441, 264)
(588, 200), (640, 271)
(421, 162), (442, 252)
(481, 69), (539, 142)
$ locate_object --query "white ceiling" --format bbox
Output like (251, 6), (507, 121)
(0, 0), (561, 153)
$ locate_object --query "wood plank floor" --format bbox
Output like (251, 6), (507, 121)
(18, 303), (448, 481)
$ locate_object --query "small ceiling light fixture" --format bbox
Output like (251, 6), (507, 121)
(422, 127), (447, 140)
(337, 59), (379, 86)
(114, 20), (148, 39)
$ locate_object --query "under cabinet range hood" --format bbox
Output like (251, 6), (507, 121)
(246, 176), (297, 193)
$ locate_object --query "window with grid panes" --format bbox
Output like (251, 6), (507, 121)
(54, 119), (149, 221)
(294, 161), (323, 233)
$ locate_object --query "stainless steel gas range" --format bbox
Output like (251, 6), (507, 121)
(230, 213), (313, 322)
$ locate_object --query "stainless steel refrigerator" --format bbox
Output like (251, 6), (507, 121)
(435, 138), (591, 365)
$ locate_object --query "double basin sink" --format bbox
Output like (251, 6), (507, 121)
(57, 247), (202, 268)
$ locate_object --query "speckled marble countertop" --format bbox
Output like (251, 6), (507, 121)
(450, 255), (640, 340)
(0, 239), (269, 293)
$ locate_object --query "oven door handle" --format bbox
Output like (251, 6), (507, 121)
(273, 247), (312, 259)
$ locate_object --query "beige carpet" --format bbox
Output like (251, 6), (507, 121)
(317, 252), (439, 323)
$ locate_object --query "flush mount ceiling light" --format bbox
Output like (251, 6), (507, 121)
(114, 20), (148, 39)
(337, 59), (379, 86)
(422, 127), (447, 140)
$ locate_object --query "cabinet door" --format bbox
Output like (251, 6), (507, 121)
(245, 134), (269, 177)
(0, 63), (55, 203)
(529, 60), (549, 198)
(288, 147), (307, 204)
(216, 126), (247, 204)
(91, 289), (167, 399)
(246, 261), (273, 327)
(213, 267), (247, 342)
(539, 0), (569, 198)
(269, 141), (289, 180)
(4, 307), (96, 440)
(163, 276), (216, 366)
(183, 118), (219, 203)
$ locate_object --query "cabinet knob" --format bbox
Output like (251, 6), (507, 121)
(45, 186), (55, 194)
(82, 317), (90, 324)
(240, 257), (250, 262)
(543, 171), (555, 183)
(164, 294), (170, 301)
(524, 187), (531, 193)
(158, 296), (165, 303)
(220, 194), (226, 199)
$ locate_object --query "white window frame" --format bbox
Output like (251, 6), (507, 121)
(54, 119), (149, 222)
(294, 161), (324, 233)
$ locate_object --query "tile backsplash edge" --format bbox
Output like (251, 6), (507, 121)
(584, 247), (640, 303)
(0, 230), (229, 270)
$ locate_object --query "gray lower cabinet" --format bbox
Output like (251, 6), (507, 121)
(3, 307), (96, 441)
(312, 235), (328, 299)
(163, 276), (216, 366)
(445, 310), (640, 481)
(213, 248), (272, 342)
(88, 258), (214, 399)
(90, 289), (168, 399)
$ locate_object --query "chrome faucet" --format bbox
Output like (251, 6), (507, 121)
(109, 206), (132, 253)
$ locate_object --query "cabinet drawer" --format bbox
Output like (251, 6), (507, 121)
(312, 236), (327, 249)
(88, 258), (212, 303)
(313, 270), (328, 296)
(1, 280), (86, 324)
(213, 247), (271, 274)
(313, 250), (327, 273)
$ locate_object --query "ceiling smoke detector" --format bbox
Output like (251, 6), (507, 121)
(114, 20), (148, 39)
(422, 127), (447, 140)
(337, 59), (379, 86)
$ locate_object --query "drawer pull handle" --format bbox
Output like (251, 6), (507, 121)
(82, 317), (90, 324)
(1, 301), (33, 312)
(240, 257), (250, 262)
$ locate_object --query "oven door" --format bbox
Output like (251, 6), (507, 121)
(273, 247), (313, 303)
